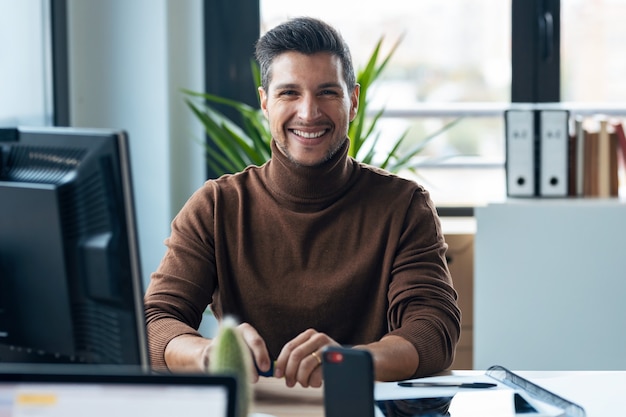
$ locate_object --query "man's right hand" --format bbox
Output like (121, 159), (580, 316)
(164, 322), (272, 382)
(236, 322), (273, 381)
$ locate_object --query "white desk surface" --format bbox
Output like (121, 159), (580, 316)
(508, 370), (626, 417)
(252, 370), (626, 417)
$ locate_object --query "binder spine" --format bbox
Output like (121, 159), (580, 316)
(505, 108), (572, 198)
(506, 110), (537, 197)
(539, 110), (570, 197)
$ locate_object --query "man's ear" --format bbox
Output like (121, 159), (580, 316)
(349, 84), (360, 122)
(258, 86), (269, 118)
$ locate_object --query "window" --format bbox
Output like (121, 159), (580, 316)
(260, 0), (510, 207)
(0, 0), (53, 127)
(209, 1), (626, 206)
(561, 0), (626, 103)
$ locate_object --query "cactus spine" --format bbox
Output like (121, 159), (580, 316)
(208, 316), (252, 417)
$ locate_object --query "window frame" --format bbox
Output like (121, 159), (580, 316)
(511, 0), (561, 103)
(51, 0), (70, 126)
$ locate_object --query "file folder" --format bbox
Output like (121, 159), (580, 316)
(539, 110), (570, 197)
(505, 110), (536, 197)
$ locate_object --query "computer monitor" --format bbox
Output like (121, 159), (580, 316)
(0, 365), (237, 417)
(0, 126), (149, 370)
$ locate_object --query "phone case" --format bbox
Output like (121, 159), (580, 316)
(322, 346), (375, 417)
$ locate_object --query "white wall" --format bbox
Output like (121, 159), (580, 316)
(66, 0), (205, 289)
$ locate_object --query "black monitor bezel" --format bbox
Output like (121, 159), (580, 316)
(0, 126), (149, 371)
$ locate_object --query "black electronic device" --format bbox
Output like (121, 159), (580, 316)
(322, 346), (375, 417)
(0, 126), (149, 370)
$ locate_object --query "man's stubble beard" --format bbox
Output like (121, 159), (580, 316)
(275, 136), (348, 168)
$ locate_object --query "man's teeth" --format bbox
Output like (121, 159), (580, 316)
(293, 129), (325, 139)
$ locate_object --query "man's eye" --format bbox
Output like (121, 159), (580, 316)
(279, 90), (297, 96)
(320, 90), (338, 95)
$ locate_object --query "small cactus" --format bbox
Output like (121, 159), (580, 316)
(208, 316), (252, 417)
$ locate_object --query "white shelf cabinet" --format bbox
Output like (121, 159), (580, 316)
(474, 199), (626, 370)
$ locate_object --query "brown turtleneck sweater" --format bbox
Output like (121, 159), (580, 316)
(144, 140), (460, 377)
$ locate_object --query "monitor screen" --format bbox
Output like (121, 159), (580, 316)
(0, 366), (237, 417)
(0, 126), (149, 370)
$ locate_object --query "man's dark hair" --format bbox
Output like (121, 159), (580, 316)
(254, 17), (356, 92)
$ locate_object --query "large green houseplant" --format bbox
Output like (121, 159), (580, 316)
(183, 37), (459, 177)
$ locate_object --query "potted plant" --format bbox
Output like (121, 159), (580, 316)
(182, 37), (460, 177)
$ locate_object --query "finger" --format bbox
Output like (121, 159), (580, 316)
(278, 330), (337, 387)
(296, 338), (340, 387)
(296, 349), (323, 388)
(237, 322), (271, 381)
(307, 361), (324, 388)
(274, 329), (317, 383)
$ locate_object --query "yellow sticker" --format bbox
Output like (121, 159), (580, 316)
(16, 393), (58, 406)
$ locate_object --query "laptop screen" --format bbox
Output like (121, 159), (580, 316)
(0, 369), (237, 417)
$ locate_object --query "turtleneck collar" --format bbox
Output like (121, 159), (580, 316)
(263, 138), (358, 210)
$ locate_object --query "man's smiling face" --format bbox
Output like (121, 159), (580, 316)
(259, 51), (359, 167)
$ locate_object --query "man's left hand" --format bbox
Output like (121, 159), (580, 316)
(274, 328), (340, 388)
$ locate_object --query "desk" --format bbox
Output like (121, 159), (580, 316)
(252, 377), (323, 417)
(251, 371), (626, 417)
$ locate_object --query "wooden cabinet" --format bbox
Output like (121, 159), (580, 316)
(442, 218), (475, 370)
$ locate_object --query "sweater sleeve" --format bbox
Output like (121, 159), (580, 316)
(386, 186), (461, 377)
(143, 184), (217, 369)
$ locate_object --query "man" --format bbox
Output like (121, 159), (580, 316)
(144, 16), (460, 388)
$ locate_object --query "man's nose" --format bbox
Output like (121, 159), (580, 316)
(297, 94), (322, 121)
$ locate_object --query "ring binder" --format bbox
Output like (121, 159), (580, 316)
(505, 109), (536, 197)
(539, 110), (570, 197)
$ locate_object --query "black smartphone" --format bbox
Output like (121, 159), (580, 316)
(322, 346), (375, 417)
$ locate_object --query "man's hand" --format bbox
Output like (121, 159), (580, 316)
(165, 326), (418, 386)
(164, 322), (272, 382)
(236, 322), (272, 382)
(274, 328), (340, 388)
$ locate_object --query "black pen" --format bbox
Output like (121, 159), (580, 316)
(398, 382), (497, 389)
